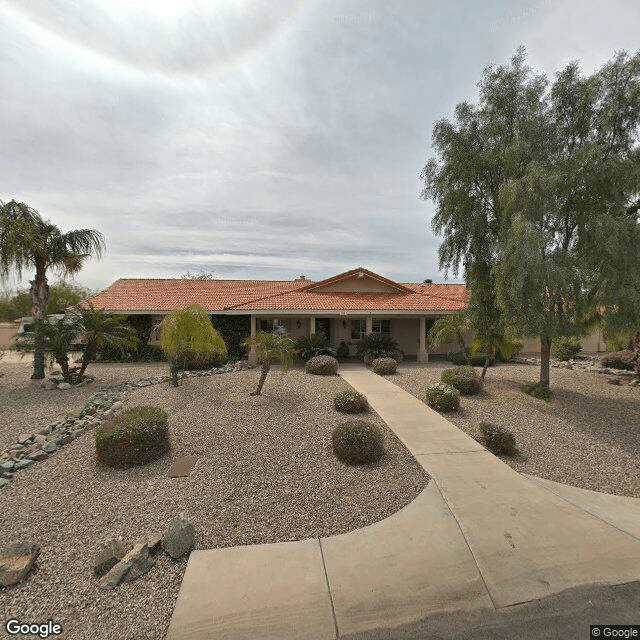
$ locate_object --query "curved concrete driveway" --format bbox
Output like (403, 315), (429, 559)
(165, 365), (640, 640)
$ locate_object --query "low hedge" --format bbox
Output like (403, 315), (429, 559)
(332, 420), (384, 465)
(306, 355), (339, 375)
(425, 383), (460, 412)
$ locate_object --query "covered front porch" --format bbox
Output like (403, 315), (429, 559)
(246, 312), (460, 365)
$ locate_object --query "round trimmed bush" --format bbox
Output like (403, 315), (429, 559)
(306, 355), (339, 375)
(96, 406), (170, 468)
(479, 421), (516, 457)
(441, 365), (482, 395)
(425, 383), (460, 411)
(334, 390), (368, 414)
(332, 420), (384, 464)
(551, 336), (582, 361)
(372, 357), (397, 375)
(521, 381), (552, 402)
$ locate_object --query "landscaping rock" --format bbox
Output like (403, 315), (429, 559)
(0, 478), (10, 488)
(13, 459), (34, 470)
(28, 450), (48, 461)
(136, 531), (162, 551)
(162, 515), (195, 559)
(98, 542), (155, 589)
(17, 434), (33, 445)
(98, 559), (132, 589)
(112, 401), (124, 411)
(122, 546), (155, 583)
(93, 539), (131, 578)
(0, 461), (15, 473)
(57, 382), (71, 390)
(42, 441), (60, 454)
(0, 542), (40, 586)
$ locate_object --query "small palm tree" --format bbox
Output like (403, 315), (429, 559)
(160, 304), (227, 387)
(15, 315), (78, 382)
(295, 333), (335, 359)
(0, 200), (105, 378)
(355, 334), (400, 361)
(427, 313), (472, 360)
(243, 331), (296, 396)
(70, 302), (138, 381)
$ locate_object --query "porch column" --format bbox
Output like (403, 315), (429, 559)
(366, 316), (372, 335)
(309, 316), (315, 335)
(418, 316), (429, 363)
(248, 315), (257, 365)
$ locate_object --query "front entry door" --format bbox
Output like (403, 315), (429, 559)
(315, 318), (332, 343)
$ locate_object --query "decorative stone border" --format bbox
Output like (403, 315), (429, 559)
(0, 361), (255, 488)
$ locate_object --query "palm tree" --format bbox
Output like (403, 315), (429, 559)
(0, 200), (105, 378)
(70, 303), (138, 381)
(427, 313), (472, 359)
(159, 304), (227, 387)
(243, 331), (296, 396)
(15, 315), (78, 382)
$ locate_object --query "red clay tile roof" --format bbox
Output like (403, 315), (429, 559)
(83, 273), (467, 313)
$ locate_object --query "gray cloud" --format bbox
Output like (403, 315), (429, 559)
(1, 0), (638, 292)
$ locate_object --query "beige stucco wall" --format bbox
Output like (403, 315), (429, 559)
(0, 322), (18, 348)
(520, 328), (607, 355)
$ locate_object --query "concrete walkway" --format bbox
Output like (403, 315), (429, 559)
(165, 366), (640, 640)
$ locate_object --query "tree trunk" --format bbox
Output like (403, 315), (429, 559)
(78, 343), (96, 381)
(55, 352), (70, 382)
(250, 361), (270, 396)
(169, 354), (179, 387)
(632, 331), (640, 381)
(481, 345), (494, 380)
(29, 268), (50, 379)
(540, 337), (551, 388)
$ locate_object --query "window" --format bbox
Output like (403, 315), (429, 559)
(372, 319), (391, 335)
(351, 319), (366, 340)
(260, 319), (288, 334)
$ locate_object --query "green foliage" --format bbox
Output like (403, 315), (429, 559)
(600, 350), (635, 371)
(372, 357), (397, 375)
(306, 355), (339, 375)
(336, 339), (350, 359)
(441, 365), (483, 395)
(95, 406), (170, 468)
(295, 333), (336, 359)
(355, 333), (400, 360)
(605, 332), (633, 352)
(334, 390), (368, 414)
(521, 381), (552, 402)
(69, 302), (138, 380)
(551, 336), (582, 361)
(497, 339), (524, 361)
(425, 383), (460, 411)
(332, 420), (384, 465)
(161, 305), (227, 385)
(447, 351), (495, 367)
(479, 422), (516, 457)
(427, 314), (472, 354)
(176, 349), (227, 370)
(243, 331), (296, 395)
(209, 314), (250, 361)
(421, 49), (640, 389)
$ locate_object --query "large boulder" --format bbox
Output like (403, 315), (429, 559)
(162, 516), (195, 559)
(0, 542), (41, 586)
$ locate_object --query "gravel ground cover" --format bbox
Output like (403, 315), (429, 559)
(0, 363), (428, 640)
(390, 361), (640, 498)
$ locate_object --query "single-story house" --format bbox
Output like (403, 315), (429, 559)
(81, 267), (607, 363)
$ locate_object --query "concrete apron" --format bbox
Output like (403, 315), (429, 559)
(165, 367), (640, 640)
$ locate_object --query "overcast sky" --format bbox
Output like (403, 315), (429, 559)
(1, 0), (638, 293)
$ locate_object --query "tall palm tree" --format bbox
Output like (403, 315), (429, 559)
(70, 303), (138, 381)
(243, 331), (296, 396)
(0, 200), (105, 378)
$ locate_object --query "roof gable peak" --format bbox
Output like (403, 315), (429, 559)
(301, 268), (413, 294)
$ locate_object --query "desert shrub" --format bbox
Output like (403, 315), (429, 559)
(600, 350), (635, 371)
(306, 355), (339, 375)
(372, 357), (397, 375)
(551, 336), (582, 361)
(332, 420), (384, 464)
(521, 381), (552, 402)
(176, 349), (227, 370)
(96, 406), (170, 468)
(479, 422), (516, 456)
(496, 339), (524, 362)
(441, 365), (482, 395)
(447, 351), (495, 367)
(425, 383), (460, 411)
(334, 390), (368, 414)
(336, 339), (350, 359)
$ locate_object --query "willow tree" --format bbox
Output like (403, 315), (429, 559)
(160, 304), (227, 387)
(422, 48), (640, 388)
(0, 200), (105, 378)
